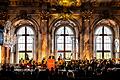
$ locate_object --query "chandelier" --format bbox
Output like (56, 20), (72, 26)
(3, 20), (16, 48)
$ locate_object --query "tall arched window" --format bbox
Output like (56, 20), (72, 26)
(94, 26), (113, 59)
(55, 26), (75, 60)
(17, 26), (35, 61)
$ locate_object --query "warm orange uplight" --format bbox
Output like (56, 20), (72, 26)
(83, 34), (91, 60)
(1, 46), (5, 64)
(41, 34), (47, 58)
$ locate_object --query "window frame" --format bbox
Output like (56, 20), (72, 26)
(94, 26), (113, 59)
(54, 25), (76, 60)
(16, 26), (35, 60)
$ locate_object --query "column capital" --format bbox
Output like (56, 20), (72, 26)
(81, 10), (92, 20)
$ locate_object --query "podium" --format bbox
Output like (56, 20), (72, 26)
(47, 59), (55, 70)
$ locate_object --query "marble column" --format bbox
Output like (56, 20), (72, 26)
(37, 33), (41, 62)
(82, 17), (92, 60)
(6, 47), (10, 63)
(41, 33), (47, 59)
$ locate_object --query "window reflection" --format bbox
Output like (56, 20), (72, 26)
(96, 52), (102, 59)
(27, 44), (33, 51)
(27, 26), (34, 35)
(18, 36), (25, 43)
(27, 36), (33, 43)
(57, 44), (64, 50)
(56, 27), (64, 34)
(17, 27), (25, 35)
(65, 27), (73, 34)
(56, 36), (64, 43)
(65, 36), (73, 43)
(66, 44), (72, 50)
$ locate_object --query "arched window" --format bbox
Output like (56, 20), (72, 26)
(94, 26), (113, 59)
(17, 26), (35, 62)
(55, 26), (75, 60)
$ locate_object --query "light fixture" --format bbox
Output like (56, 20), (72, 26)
(3, 20), (16, 48)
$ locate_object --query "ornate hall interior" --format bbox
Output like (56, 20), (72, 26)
(0, 0), (120, 64)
